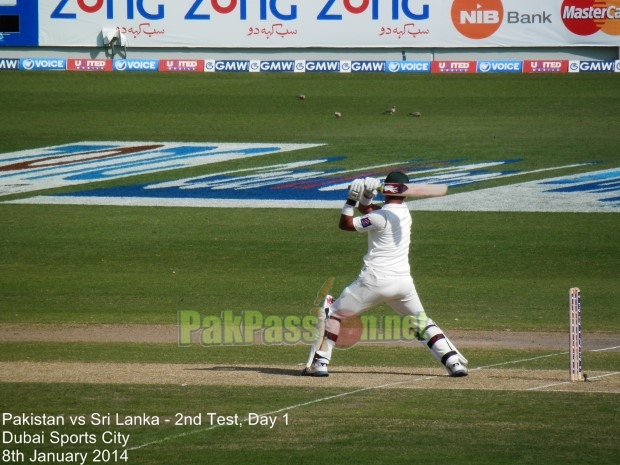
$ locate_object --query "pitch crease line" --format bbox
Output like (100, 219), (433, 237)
(129, 349), (615, 452)
(528, 371), (620, 391)
(591, 345), (620, 352)
(472, 351), (567, 370)
(128, 376), (436, 452)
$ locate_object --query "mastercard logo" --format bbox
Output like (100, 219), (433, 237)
(451, 0), (505, 39)
(561, 0), (620, 36)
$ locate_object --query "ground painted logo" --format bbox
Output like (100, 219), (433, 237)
(12, 158), (527, 207)
(411, 167), (620, 212)
(0, 142), (323, 196)
(8, 156), (617, 213)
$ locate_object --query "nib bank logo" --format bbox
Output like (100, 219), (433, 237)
(561, 0), (620, 36)
(451, 0), (504, 39)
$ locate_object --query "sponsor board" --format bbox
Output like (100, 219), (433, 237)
(5, 1), (619, 48)
(349, 61), (386, 73)
(431, 61), (477, 73)
(159, 59), (204, 72)
(386, 61), (432, 73)
(568, 59), (619, 72)
(477, 60), (523, 73)
(249, 60), (296, 73)
(561, 0), (620, 37)
(0, 142), (323, 196)
(204, 60), (250, 72)
(0, 0), (37, 47)
(451, 0), (619, 42)
(300, 60), (342, 73)
(6, 57), (620, 74)
(523, 60), (569, 73)
(451, 0), (505, 40)
(67, 59), (112, 71)
(113, 59), (158, 72)
(20, 58), (66, 71)
(0, 58), (19, 70)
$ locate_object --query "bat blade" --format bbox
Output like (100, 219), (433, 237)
(380, 183), (448, 198)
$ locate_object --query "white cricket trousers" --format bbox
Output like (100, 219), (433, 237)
(330, 266), (425, 318)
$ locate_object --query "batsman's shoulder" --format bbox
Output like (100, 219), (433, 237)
(358, 204), (381, 214)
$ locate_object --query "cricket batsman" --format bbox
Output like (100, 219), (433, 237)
(302, 172), (468, 377)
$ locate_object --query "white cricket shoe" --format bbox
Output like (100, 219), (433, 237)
(446, 355), (468, 377)
(301, 361), (329, 377)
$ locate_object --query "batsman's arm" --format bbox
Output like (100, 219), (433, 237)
(340, 178), (381, 231)
(340, 179), (364, 231)
(340, 205), (382, 231)
(339, 199), (357, 231)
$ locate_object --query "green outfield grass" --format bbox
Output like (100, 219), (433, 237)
(1, 382), (617, 465)
(1, 383), (618, 465)
(0, 72), (618, 465)
(1, 72), (619, 164)
(1, 205), (618, 331)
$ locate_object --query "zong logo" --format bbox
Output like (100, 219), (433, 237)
(451, 0), (504, 39)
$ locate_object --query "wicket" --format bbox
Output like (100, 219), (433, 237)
(569, 287), (582, 382)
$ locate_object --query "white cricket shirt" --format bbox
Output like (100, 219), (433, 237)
(352, 203), (412, 277)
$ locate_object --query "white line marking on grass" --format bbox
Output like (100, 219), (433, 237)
(588, 371), (620, 380)
(472, 346), (620, 391)
(128, 376), (436, 451)
(591, 345), (620, 352)
(130, 347), (619, 451)
(528, 371), (620, 391)
(527, 381), (570, 391)
(471, 351), (568, 371)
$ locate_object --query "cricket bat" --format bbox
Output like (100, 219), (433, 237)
(379, 183), (448, 198)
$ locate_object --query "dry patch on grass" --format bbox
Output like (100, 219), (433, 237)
(1, 324), (619, 351)
(0, 361), (617, 393)
(1, 324), (617, 393)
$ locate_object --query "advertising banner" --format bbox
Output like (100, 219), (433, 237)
(0, 0), (37, 46)
(1, 1), (619, 48)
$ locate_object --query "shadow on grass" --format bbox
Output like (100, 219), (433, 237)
(188, 366), (444, 377)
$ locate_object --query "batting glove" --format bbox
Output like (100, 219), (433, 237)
(360, 177), (381, 206)
(347, 179), (364, 203)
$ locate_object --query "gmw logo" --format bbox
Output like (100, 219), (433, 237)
(215, 60), (250, 72)
(452, 0), (504, 39)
